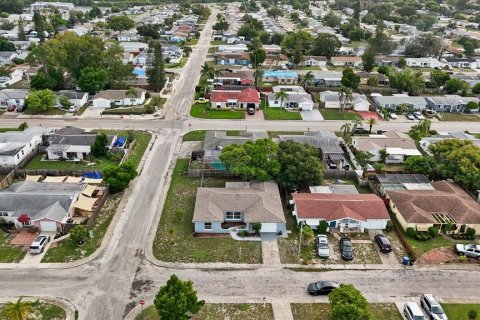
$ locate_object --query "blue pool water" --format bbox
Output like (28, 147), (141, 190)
(212, 161), (225, 170)
(133, 68), (145, 77)
(263, 70), (298, 78)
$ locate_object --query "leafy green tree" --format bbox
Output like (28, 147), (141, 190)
(398, 58), (406, 68)
(362, 46), (376, 72)
(25, 89), (57, 114)
(354, 151), (373, 168)
(219, 139), (281, 181)
(323, 11), (341, 28)
(463, 41), (475, 57)
(77, 67), (108, 94)
(30, 71), (58, 90)
(329, 284), (371, 320)
(341, 68), (360, 89)
(182, 45), (192, 57)
(154, 274), (205, 320)
(58, 96), (72, 109)
(311, 33), (341, 59)
(405, 34), (444, 58)
(70, 225), (89, 245)
(430, 69), (450, 87)
(17, 18), (25, 41)
(125, 87), (138, 105)
(467, 101), (478, 110)
(136, 24), (161, 39)
(473, 83), (480, 94)
(107, 15), (134, 31)
(88, 6), (102, 19)
(277, 140), (324, 191)
(302, 224), (314, 245)
(0, 37), (15, 51)
(444, 78), (469, 94)
(418, 119), (432, 135)
(340, 122), (351, 139)
(389, 70), (425, 96)
(281, 30), (313, 54)
(1, 297), (37, 320)
(91, 132), (108, 157)
(146, 41), (166, 92)
(367, 75), (378, 86)
(103, 162), (137, 193)
(250, 48), (266, 67)
(370, 21), (397, 55)
(267, 6), (283, 19)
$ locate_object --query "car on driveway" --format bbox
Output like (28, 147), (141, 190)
(413, 112), (424, 120)
(404, 302), (425, 320)
(422, 109), (436, 118)
(339, 237), (353, 260)
(29, 234), (50, 254)
(316, 235), (330, 258)
(454, 244), (480, 259)
(420, 294), (448, 320)
(307, 281), (339, 295)
(353, 127), (369, 135)
(374, 234), (392, 253)
(406, 113), (415, 120)
(389, 112), (397, 119)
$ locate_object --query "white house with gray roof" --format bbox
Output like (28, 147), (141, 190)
(372, 95), (428, 111)
(0, 130), (42, 167)
(425, 95), (479, 113)
(0, 89), (29, 108)
(192, 181), (286, 235)
(267, 85), (314, 110)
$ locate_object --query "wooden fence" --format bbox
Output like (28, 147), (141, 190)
(87, 187), (109, 229)
(0, 170), (15, 190)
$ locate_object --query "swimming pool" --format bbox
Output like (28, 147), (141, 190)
(133, 68), (145, 77)
(263, 70), (298, 78)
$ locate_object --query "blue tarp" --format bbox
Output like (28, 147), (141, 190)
(114, 136), (126, 147)
(83, 171), (102, 179)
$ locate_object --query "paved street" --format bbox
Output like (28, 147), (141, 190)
(0, 8), (480, 320)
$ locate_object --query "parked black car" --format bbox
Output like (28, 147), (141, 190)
(374, 234), (392, 253)
(353, 127), (369, 135)
(307, 281), (339, 295)
(339, 237), (353, 260)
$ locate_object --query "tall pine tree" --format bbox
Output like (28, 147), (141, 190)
(18, 18), (26, 41)
(146, 41), (166, 92)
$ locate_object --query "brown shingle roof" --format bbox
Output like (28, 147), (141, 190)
(386, 180), (480, 224)
(292, 193), (389, 221)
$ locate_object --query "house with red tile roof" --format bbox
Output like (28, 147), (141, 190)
(291, 193), (390, 232)
(209, 88), (260, 110)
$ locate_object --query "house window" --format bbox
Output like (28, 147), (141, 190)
(225, 211), (242, 221)
(204, 222), (212, 230)
(341, 218), (350, 223)
(0, 212), (8, 217)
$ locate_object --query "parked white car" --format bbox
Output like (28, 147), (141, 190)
(413, 112), (424, 120)
(316, 235), (330, 258)
(389, 112), (397, 119)
(29, 235), (50, 254)
(404, 302), (425, 320)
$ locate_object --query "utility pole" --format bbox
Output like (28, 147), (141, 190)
(298, 221), (303, 259)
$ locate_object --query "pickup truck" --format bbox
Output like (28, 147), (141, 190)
(455, 244), (480, 259)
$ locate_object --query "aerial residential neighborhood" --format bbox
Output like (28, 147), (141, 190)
(0, 0), (479, 320)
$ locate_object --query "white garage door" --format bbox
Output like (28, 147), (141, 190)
(261, 223), (277, 233)
(40, 221), (57, 232)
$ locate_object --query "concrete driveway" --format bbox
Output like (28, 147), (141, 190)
(301, 110), (324, 121)
(20, 232), (56, 266)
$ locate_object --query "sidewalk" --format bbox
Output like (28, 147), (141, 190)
(272, 299), (294, 320)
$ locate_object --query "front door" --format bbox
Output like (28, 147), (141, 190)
(329, 221), (336, 228)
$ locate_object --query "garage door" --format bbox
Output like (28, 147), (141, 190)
(261, 223), (277, 233)
(40, 221), (57, 232)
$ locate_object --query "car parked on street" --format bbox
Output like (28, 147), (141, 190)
(374, 234), (392, 253)
(406, 113), (415, 120)
(422, 109), (436, 118)
(404, 302), (425, 320)
(454, 244), (480, 259)
(420, 294), (448, 320)
(389, 112), (397, 119)
(307, 281), (339, 295)
(413, 112), (424, 120)
(29, 234), (50, 254)
(353, 127), (369, 135)
(339, 237), (353, 260)
(316, 235), (330, 258)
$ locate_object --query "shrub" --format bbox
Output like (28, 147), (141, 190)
(318, 220), (329, 234)
(428, 226), (439, 237)
(145, 91), (151, 99)
(145, 104), (154, 114)
(252, 222), (261, 235)
(406, 227), (416, 238)
(466, 227), (476, 239)
(385, 221), (393, 232)
(238, 230), (248, 237)
(70, 225), (89, 245)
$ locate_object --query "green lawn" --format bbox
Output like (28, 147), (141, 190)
(264, 107), (302, 120)
(148, 97), (166, 108)
(440, 113), (480, 122)
(210, 40), (226, 45)
(296, 66), (322, 70)
(190, 103), (245, 119)
(42, 193), (122, 263)
(183, 130), (207, 141)
(102, 107), (152, 115)
(0, 230), (26, 263)
(0, 302), (66, 320)
(152, 159), (262, 263)
(405, 234), (454, 259)
(23, 108), (67, 115)
(0, 127), (21, 132)
(166, 57), (189, 68)
(291, 303), (402, 320)
(136, 304), (274, 320)
(442, 304), (480, 320)
(320, 109), (361, 120)
(74, 104), (89, 116)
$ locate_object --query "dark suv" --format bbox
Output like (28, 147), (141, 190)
(353, 127), (369, 135)
(374, 234), (392, 253)
(339, 237), (353, 260)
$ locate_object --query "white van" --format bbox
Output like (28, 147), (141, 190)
(29, 235), (50, 254)
(404, 302), (426, 320)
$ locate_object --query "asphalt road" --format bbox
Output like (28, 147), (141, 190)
(0, 8), (480, 320)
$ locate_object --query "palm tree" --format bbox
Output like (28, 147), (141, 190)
(379, 148), (389, 164)
(338, 86), (352, 114)
(1, 297), (37, 320)
(366, 117), (377, 133)
(351, 119), (362, 133)
(340, 122), (351, 139)
(275, 89), (289, 108)
(182, 45), (192, 57)
(418, 118), (431, 135)
(125, 87), (138, 106)
(253, 68), (264, 89)
(201, 62), (215, 78)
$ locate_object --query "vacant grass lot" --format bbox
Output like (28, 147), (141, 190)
(264, 107), (302, 120)
(0, 302), (66, 320)
(42, 193), (122, 263)
(190, 103), (245, 119)
(442, 304), (480, 320)
(440, 113), (480, 122)
(0, 230), (26, 263)
(291, 303), (402, 320)
(136, 304), (274, 320)
(153, 159), (262, 263)
(320, 109), (361, 120)
(405, 234), (454, 259)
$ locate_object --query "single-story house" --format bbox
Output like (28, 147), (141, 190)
(267, 85), (314, 110)
(209, 87), (260, 110)
(0, 181), (87, 232)
(119, 42), (148, 54)
(331, 56), (362, 68)
(419, 131), (480, 155)
(214, 70), (254, 86)
(319, 90), (370, 111)
(215, 52), (251, 66)
(351, 131), (422, 164)
(291, 193), (390, 231)
(55, 90), (88, 108)
(0, 69), (25, 88)
(443, 57), (478, 69)
(0, 51), (18, 65)
(263, 70), (298, 84)
(425, 95), (479, 113)
(372, 95), (428, 111)
(217, 44), (249, 52)
(0, 89), (29, 108)
(92, 89), (146, 108)
(311, 71), (342, 86)
(264, 53), (290, 67)
(405, 57), (444, 68)
(300, 56), (327, 67)
(117, 32), (141, 42)
(46, 126), (117, 160)
(263, 44), (281, 54)
(387, 180), (480, 234)
(375, 55), (401, 67)
(192, 181), (287, 235)
(0, 130), (42, 167)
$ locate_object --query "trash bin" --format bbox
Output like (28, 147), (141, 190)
(402, 256), (410, 266)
